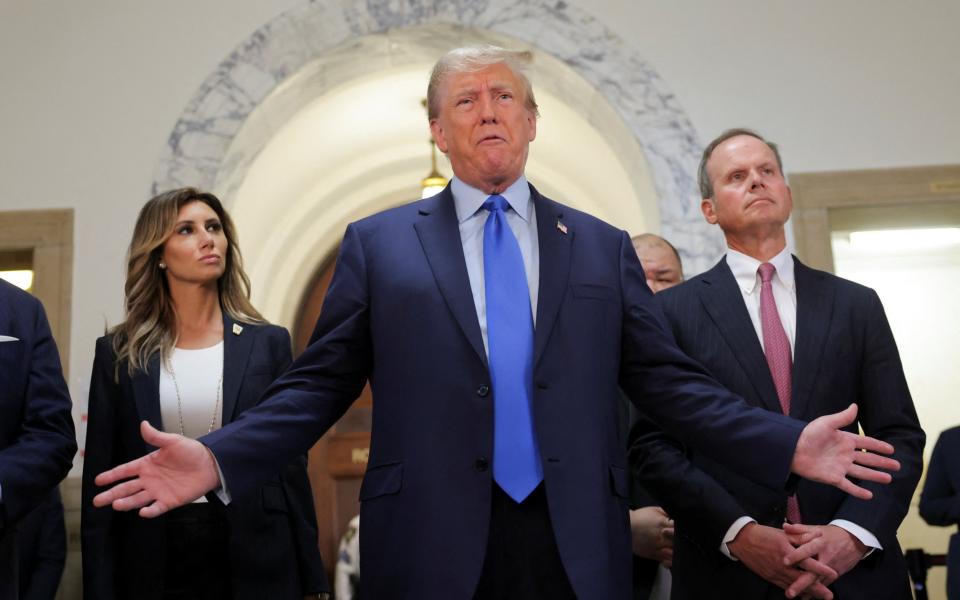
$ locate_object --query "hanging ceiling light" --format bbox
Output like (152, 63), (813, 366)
(420, 99), (448, 198)
(421, 139), (448, 198)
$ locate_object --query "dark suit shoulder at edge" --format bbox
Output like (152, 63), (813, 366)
(792, 257), (880, 298)
(350, 196), (436, 230)
(655, 259), (727, 303)
(0, 277), (42, 311)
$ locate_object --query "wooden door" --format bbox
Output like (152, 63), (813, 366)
(293, 251), (371, 587)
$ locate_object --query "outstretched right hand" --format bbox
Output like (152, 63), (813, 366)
(93, 420), (220, 518)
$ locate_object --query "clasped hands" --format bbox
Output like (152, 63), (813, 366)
(728, 522), (868, 600)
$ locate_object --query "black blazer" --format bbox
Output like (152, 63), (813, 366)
(0, 280), (76, 600)
(81, 316), (328, 600)
(629, 257), (925, 599)
(919, 425), (960, 599)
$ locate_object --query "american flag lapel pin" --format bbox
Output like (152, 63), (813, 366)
(232, 323), (243, 335)
(556, 220), (568, 235)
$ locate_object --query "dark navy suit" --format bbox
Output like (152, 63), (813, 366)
(203, 185), (806, 599)
(0, 279), (76, 600)
(16, 488), (66, 600)
(630, 257), (924, 599)
(920, 425), (960, 599)
(81, 317), (328, 600)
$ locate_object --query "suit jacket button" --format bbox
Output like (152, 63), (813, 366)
(477, 384), (490, 397)
(475, 457), (489, 472)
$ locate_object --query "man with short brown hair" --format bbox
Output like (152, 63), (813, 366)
(631, 129), (924, 599)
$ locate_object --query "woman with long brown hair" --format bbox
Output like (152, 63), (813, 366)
(81, 188), (328, 600)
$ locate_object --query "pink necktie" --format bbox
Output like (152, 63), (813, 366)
(758, 262), (802, 524)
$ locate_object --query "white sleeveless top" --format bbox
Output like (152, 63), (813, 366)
(159, 341), (224, 440)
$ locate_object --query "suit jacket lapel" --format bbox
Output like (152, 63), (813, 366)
(532, 187), (572, 367)
(222, 315), (254, 424)
(791, 257), (834, 420)
(698, 260), (784, 413)
(414, 186), (487, 367)
(131, 353), (163, 449)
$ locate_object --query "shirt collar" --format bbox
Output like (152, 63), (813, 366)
(451, 175), (531, 224)
(726, 245), (795, 295)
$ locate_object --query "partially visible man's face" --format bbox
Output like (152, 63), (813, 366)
(429, 63), (537, 194)
(633, 241), (682, 293)
(701, 135), (792, 241)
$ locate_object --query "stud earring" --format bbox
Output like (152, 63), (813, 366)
(159, 262), (167, 270)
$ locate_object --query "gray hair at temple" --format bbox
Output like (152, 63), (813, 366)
(427, 45), (540, 121)
(697, 128), (785, 200)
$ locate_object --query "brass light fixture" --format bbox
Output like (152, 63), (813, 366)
(420, 98), (448, 198)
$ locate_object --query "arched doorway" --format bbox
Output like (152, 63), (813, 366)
(292, 252), (373, 582)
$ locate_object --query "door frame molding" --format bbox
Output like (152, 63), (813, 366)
(790, 165), (960, 272)
(0, 208), (73, 375)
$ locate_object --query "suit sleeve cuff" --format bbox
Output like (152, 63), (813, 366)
(210, 453), (232, 505)
(720, 516), (756, 560)
(829, 519), (880, 557)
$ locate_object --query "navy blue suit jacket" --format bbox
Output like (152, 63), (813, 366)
(630, 257), (924, 599)
(919, 425), (960, 599)
(203, 185), (805, 599)
(0, 280), (76, 600)
(81, 317), (328, 600)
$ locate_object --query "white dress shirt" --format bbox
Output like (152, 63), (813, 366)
(719, 247), (880, 559)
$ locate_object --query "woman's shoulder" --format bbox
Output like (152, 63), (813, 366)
(93, 332), (117, 358)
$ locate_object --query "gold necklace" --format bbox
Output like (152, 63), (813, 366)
(164, 349), (223, 436)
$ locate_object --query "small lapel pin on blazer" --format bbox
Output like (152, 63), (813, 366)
(232, 323), (243, 335)
(556, 220), (568, 235)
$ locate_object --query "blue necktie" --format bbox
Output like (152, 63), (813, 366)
(482, 194), (542, 503)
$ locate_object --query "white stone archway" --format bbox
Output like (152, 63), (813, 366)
(152, 0), (723, 326)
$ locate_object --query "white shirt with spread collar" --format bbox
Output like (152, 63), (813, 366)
(719, 246), (880, 559)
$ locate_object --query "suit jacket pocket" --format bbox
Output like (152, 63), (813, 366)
(571, 284), (616, 301)
(609, 465), (629, 498)
(261, 483), (288, 513)
(360, 462), (403, 501)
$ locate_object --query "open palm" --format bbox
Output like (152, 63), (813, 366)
(93, 421), (220, 517)
(791, 404), (898, 499)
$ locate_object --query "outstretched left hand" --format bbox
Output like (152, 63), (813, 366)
(791, 404), (898, 500)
